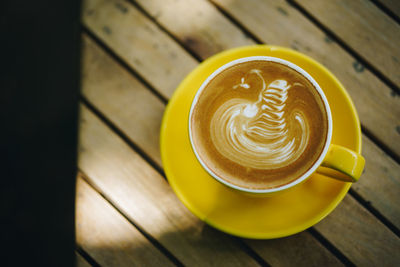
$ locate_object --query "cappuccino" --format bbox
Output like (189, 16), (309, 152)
(190, 59), (329, 190)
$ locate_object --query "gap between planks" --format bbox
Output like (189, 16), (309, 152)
(77, 170), (184, 266)
(130, 0), (265, 48)
(369, 0), (400, 25)
(81, 95), (165, 176)
(349, 188), (400, 237)
(76, 246), (101, 267)
(126, 0), (203, 62)
(76, 251), (94, 267)
(361, 125), (400, 165)
(307, 228), (355, 267)
(287, 0), (400, 95)
(82, 26), (168, 105)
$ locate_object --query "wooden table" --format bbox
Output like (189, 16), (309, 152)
(75, 0), (400, 266)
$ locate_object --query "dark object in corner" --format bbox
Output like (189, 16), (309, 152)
(1, 0), (81, 266)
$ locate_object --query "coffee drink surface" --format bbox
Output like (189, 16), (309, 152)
(190, 60), (328, 190)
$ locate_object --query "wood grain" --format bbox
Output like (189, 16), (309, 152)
(355, 136), (400, 228)
(81, 36), (346, 265)
(210, 0), (400, 158)
(296, 0), (400, 87)
(81, 34), (165, 167)
(82, 0), (197, 99)
(78, 104), (261, 267)
(246, 231), (344, 266)
(314, 195), (400, 266)
(76, 252), (92, 267)
(76, 173), (174, 266)
(378, 0), (400, 18)
(133, 0), (254, 59)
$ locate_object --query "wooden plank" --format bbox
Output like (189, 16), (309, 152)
(82, 0), (198, 99)
(378, 0), (400, 18)
(246, 231), (344, 266)
(81, 36), (345, 265)
(355, 136), (400, 227)
(81, 33), (165, 167)
(75, 173), (174, 267)
(76, 252), (92, 267)
(133, 0), (254, 59)
(210, 0), (400, 158)
(296, 0), (400, 87)
(78, 104), (261, 267)
(314, 195), (400, 266)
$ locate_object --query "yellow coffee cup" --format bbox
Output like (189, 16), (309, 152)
(189, 56), (365, 195)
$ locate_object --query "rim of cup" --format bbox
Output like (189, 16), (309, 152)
(189, 56), (333, 194)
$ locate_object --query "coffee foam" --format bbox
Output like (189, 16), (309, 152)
(210, 70), (310, 170)
(190, 59), (329, 191)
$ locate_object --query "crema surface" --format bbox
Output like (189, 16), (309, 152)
(191, 61), (328, 189)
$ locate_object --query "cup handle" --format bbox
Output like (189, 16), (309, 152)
(320, 144), (365, 182)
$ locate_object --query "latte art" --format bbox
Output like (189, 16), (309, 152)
(190, 59), (328, 190)
(210, 70), (310, 170)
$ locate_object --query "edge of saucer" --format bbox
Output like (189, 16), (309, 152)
(160, 45), (361, 239)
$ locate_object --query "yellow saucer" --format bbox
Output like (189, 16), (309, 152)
(160, 45), (362, 239)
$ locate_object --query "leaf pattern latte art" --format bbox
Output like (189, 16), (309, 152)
(210, 69), (310, 169)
